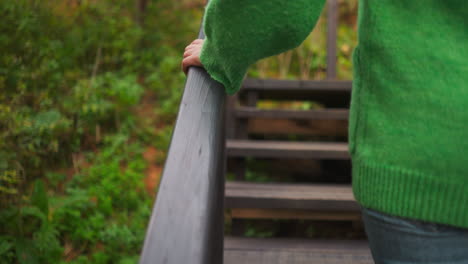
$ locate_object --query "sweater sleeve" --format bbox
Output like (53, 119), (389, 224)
(199, 0), (326, 95)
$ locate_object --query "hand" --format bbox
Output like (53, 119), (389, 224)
(182, 39), (204, 75)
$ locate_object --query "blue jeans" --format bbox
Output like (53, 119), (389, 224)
(362, 208), (468, 264)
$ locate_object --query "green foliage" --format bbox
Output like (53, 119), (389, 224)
(1, 0), (202, 263)
(146, 54), (185, 122)
(31, 180), (48, 216)
(244, 220), (278, 238)
(0, 0), (148, 183)
(245, 170), (271, 183)
(50, 135), (150, 262)
(0, 180), (63, 264)
(0, 135), (151, 263)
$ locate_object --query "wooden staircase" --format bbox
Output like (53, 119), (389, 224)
(138, 1), (370, 263)
(223, 78), (372, 263)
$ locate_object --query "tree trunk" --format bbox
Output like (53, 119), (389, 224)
(135, 0), (148, 26)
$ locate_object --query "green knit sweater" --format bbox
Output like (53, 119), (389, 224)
(200, 0), (468, 229)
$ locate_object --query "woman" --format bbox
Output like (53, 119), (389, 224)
(182, 0), (468, 262)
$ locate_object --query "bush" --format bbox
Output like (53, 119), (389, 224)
(0, 0), (202, 262)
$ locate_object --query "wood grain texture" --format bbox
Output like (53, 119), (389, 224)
(225, 181), (358, 211)
(242, 79), (352, 91)
(235, 107), (349, 120)
(240, 79), (351, 106)
(226, 140), (350, 159)
(225, 95), (237, 139)
(248, 118), (348, 137)
(224, 237), (373, 264)
(231, 208), (361, 221)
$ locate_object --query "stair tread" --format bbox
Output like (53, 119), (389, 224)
(224, 237), (373, 264)
(240, 79), (351, 105)
(235, 107), (349, 120)
(226, 181), (355, 201)
(242, 79), (352, 92)
(225, 181), (358, 211)
(226, 140), (349, 159)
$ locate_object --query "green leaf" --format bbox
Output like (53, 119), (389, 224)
(31, 180), (49, 216)
(0, 238), (13, 258)
(15, 238), (39, 264)
(20, 207), (46, 224)
(32, 110), (62, 131)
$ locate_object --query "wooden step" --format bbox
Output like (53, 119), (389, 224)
(231, 208), (361, 221)
(235, 107), (349, 120)
(248, 119), (348, 137)
(242, 79), (352, 92)
(226, 140), (349, 159)
(241, 79), (351, 104)
(224, 237), (373, 264)
(225, 182), (358, 212)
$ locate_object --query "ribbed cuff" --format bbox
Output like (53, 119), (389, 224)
(352, 158), (468, 229)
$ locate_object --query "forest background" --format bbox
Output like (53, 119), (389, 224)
(0, 0), (357, 263)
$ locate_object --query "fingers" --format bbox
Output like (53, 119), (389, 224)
(184, 43), (202, 52)
(185, 39), (203, 50)
(191, 39), (203, 45)
(182, 55), (202, 75)
(182, 39), (204, 75)
(182, 56), (190, 75)
(183, 46), (198, 58)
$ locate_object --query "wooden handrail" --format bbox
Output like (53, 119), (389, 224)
(139, 8), (226, 264)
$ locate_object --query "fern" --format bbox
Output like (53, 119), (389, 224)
(0, 238), (14, 264)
